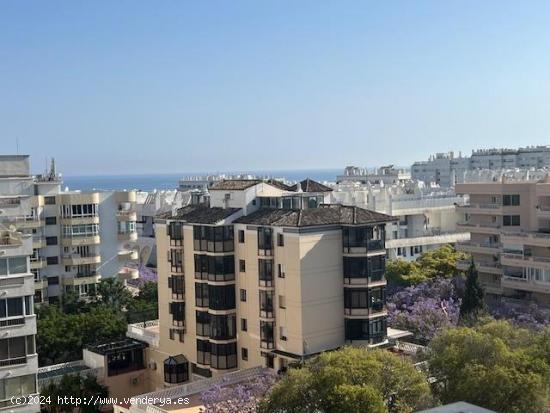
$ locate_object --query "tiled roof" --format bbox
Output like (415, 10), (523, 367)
(168, 205), (241, 224)
(290, 178), (333, 193)
(235, 205), (395, 227)
(264, 179), (293, 191)
(210, 179), (261, 190)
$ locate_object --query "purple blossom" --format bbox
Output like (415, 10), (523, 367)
(200, 372), (277, 413)
(388, 278), (461, 341)
(489, 301), (550, 330)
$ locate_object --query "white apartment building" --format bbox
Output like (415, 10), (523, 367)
(337, 165), (411, 185)
(331, 181), (469, 261)
(0, 156), (139, 305)
(412, 146), (550, 187)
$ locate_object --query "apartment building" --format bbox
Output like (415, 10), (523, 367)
(0, 229), (38, 412)
(455, 171), (550, 305)
(0, 155), (138, 305)
(337, 165), (411, 185)
(331, 181), (469, 261)
(411, 146), (550, 187)
(149, 178), (395, 387)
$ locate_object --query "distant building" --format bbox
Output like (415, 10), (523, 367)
(455, 169), (550, 306)
(411, 146), (550, 187)
(417, 401), (496, 413)
(331, 181), (469, 261)
(337, 165), (411, 185)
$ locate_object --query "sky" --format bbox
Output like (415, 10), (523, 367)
(1, 1), (550, 176)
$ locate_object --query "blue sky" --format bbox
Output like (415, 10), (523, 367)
(1, 1), (550, 175)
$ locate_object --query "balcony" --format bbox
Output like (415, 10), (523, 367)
(32, 237), (46, 249)
(63, 274), (101, 286)
(457, 259), (502, 274)
(456, 222), (501, 234)
(117, 231), (137, 242)
(11, 216), (44, 229)
(35, 278), (48, 290)
(501, 230), (550, 248)
(116, 209), (137, 221)
(60, 215), (100, 225)
(501, 275), (550, 295)
(62, 254), (101, 266)
(537, 204), (550, 218)
(501, 253), (550, 270)
(30, 258), (46, 270)
(118, 267), (139, 281)
(457, 203), (502, 215)
(0, 230), (24, 247)
(118, 249), (139, 261)
(456, 241), (501, 255)
(61, 235), (101, 247)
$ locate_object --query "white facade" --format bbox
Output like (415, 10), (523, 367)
(331, 181), (469, 261)
(337, 165), (411, 185)
(412, 146), (550, 187)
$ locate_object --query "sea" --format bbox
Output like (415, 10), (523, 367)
(62, 168), (342, 192)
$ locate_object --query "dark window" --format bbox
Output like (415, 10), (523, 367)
(277, 233), (284, 247)
(278, 264), (285, 278)
(210, 314), (236, 340)
(196, 311), (210, 337)
(48, 276), (59, 285)
(169, 302), (185, 327)
(239, 260), (246, 272)
(258, 227), (273, 254)
(240, 289), (247, 302)
(195, 283), (209, 308)
(168, 222), (183, 246)
(241, 318), (247, 331)
(164, 356), (189, 384)
(107, 347), (145, 376)
(194, 225), (234, 252)
(192, 363), (212, 377)
(260, 321), (275, 349)
(503, 215), (521, 226)
(259, 259), (273, 287)
(241, 347), (248, 361)
(46, 237), (57, 246)
(343, 256), (385, 281)
(169, 249), (183, 273)
(45, 217), (57, 225)
(46, 256), (59, 265)
(44, 196), (56, 205)
(345, 318), (387, 342)
(169, 275), (185, 299)
(194, 254), (208, 280)
(503, 194), (520, 206)
(342, 225), (385, 252)
(194, 254), (235, 281)
(344, 289), (368, 309)
(208, 285), (236, 310)
(210, 342), (237, 370)
(196, 339), (211, 365)
(238, 230), (245, 243)
(259, 290), (274, 318)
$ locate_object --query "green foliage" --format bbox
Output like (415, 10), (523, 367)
(459, 262), (485, 319)
(427, 320), (550, 412)
(89, 278), (133, 310)
(41, 374), (109, 413)
(386, 245), (468, 287)
(37, 304), (127, 366)
(259, 347), (433, 413)
(126, 281), (159, 322)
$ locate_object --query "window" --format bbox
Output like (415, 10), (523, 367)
(503, 194), (520, 206)
(45, 216), (57, 225)
(210, 342), (237, 370)
(164, 356), (189, 384)
(260, 321), (275, 349)
(277, 233), (284, 247)
(259, 290), (274, 318)
(196, 311), (210, 337)
(210, 314), (236, 340)
(342, 225), (385, 252)
(278, 295), (286, 309)
(503, 215), (521, 226)
(46, 236), (57, 246)
(0, 373), (36, 400)
(241, 318), (247, 331)
(195, 283), (209, 308)
(258, 259), (273, 287)
(168, 222), (183, 246)
(168, 275), (185, 299)
(345, 318), (387, 341)
(238, 230), (245, 243)
(278, 264), (285, 278)
(0, 336), (34, 363)
(169, 302), (185, 327)
(239, 260), (246, 272)
(240, 289), (247, 302)
(257, 227), (273, 253)
(344, 289), (368, 309)
(48, 276), (59, 285)
(241, 348), (248, 361)
(193, 225), (234, 252)
(0, 257), (27, 276)
(196, 339), (211, 366)
(208, 285), (236, 310)
(44, 196), (56, 205)
(280, 326), (288, 341)
(169, 249), (183, 273)
(194, 254), (235, 281)
(169, 329), (184, 342)
(46, 256), (59, 265)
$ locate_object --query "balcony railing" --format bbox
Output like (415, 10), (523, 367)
(0, 356), (27, 368)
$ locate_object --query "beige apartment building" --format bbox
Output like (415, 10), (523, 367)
(149, 178), (395, 387)
(456, 175), (550, 305)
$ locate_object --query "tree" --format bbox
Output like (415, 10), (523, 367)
(259, 347), (433, 413)
(89, 278), (132, 310)
(200, 372), (277, 413)
(459, 262), (485, 319)
(41, 374), (108, 413)
(386, 245), (468, 287)
(427, 320), (550, 413)
(388, 278), (461, 342)
(37, 305), (127, 365)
